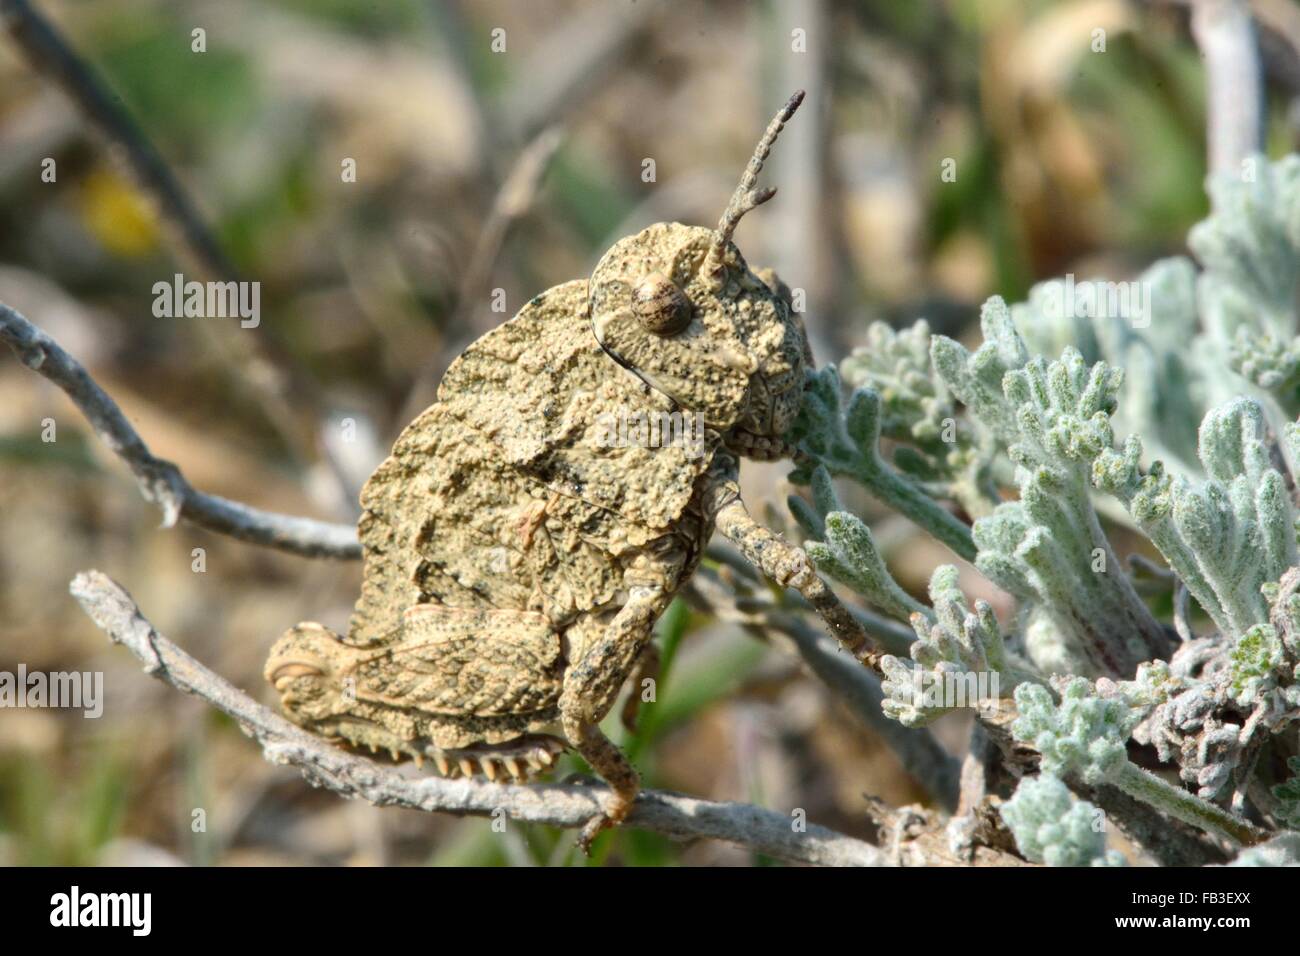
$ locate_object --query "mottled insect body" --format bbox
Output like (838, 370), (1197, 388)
(267, 92), (831, 847)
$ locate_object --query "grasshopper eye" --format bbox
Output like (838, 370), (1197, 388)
(631, 272), (692, 336)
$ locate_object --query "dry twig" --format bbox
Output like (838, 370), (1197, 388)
(69, 569), (885, 867)
(0, 302), (359, 558)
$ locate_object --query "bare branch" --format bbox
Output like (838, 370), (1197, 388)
(1, 302), (359, 559)
(868, 798), (1028, 867)
(69, 569), (885, 867)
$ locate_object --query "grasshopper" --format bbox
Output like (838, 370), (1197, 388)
(266, 91), (862, 849)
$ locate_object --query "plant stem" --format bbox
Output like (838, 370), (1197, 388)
(1115, 763), (1265, 847)
(844, 459), (978, 562)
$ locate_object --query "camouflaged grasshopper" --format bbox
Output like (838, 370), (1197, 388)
(265, 91), (864, 849)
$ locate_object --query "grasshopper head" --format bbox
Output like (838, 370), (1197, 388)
(588, 92), (812, 461)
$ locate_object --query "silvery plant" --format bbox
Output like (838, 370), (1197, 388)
(786, 154), (1300, 867)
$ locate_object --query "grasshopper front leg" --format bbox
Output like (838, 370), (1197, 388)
(702, 450), (881, 668)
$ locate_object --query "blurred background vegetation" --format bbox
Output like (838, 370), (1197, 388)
(2, 0), (1299, 866)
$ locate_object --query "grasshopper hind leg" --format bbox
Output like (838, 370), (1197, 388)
(558, 583), (673, 853)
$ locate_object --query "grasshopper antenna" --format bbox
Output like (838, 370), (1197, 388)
(709, 89), (805, 266)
